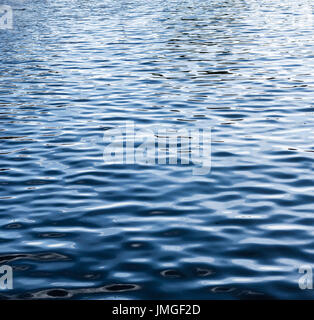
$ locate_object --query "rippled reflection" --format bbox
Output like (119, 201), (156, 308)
(0, 0), (314, 299)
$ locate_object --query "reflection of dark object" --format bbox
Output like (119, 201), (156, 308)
(0, 252), (69, 264)
(27, 283), (141, 299)
(196, 268), (214, 277)
(200, 70), (232, 75)
(47, 289), (69, 297)
(104, 284), (138, 292)
(0, 254), (27, 264)
(212, 287), (235, 293)
(39, 233), (66, 238)
(161, 269), (183, 278)
(5, 223), (22, 229)
(18, 293), (34, 299)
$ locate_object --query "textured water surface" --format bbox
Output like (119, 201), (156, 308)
(0, 0), (314, 299)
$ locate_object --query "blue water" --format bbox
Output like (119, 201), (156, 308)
(0, 0), (314, 299)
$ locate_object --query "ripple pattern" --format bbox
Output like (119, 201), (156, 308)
(0, 0), (314, 299)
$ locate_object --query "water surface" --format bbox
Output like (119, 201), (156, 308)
(0, 0), (314, 299)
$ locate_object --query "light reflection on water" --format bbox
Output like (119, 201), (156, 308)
(0, 0), (314, 299)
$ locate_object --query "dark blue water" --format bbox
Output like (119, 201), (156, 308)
(0, 0), (314, 299)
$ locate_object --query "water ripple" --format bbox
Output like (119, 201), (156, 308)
(0, 0), (314, 299)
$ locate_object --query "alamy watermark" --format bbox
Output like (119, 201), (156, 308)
(103, 122), (211, 175)
(0, 5), (13, 29)
(0, 265), (13, 290)
(299, 265), (313, 290)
